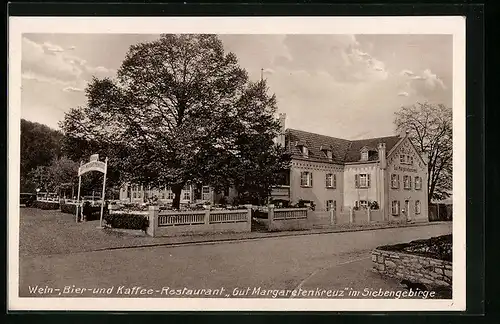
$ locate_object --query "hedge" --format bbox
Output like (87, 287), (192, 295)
(33, 201), (60, 210)
(104, 213), (149, 232)
(60, 202), (77, 214)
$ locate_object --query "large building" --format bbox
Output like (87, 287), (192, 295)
(272, 114), (429, 222)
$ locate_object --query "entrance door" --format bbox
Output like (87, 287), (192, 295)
(405, 200), (410, 222)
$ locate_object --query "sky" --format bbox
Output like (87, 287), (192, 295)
(20, 33), (452, 139)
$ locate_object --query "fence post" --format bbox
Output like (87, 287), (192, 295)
(349, 207), (354, 224)
(268, 206), (275, 231)
(147, 205), (158, 237)
(246, 207), (252, 231)
(367, 207), (371, 223)
(205, 209), (211, 225)
(329, 209), (335, 226)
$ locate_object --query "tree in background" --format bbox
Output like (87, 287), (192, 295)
(60, 34), (288, 208)
(20, 119), (63, 192)
(394, 102), (452, 203)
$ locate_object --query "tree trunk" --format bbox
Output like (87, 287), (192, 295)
(172, 183), (183, 210)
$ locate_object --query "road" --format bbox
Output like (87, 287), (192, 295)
(19, 222), (452, 298)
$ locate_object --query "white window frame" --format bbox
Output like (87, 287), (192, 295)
(415, 176), (422, 190)
(359, 174), (368, 188)
(167, 191), (174, 200)
(326, 200), (336, 211)
(183, 191), (191, 201)
(359, 200), (368, 209)
(325, 173), (336, 188)
(300, 171), (312, 187)
(403, 175), (412, 190)
(391, 174), (399, 189)
(392, 201), (400, 215)
(415, 200), (421, 214)
(361, 151), (368, 161)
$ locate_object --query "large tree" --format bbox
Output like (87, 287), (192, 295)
(60, 34), (288, 208)
(394, 102), (452, 203)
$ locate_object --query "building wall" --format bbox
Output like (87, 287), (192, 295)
(343, 163), (382, 209)
(386, 138), (429, 222)
(289, 159), (344, 211)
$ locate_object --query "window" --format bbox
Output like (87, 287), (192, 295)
(202, 186), (211, 201)
(183, 191), (191, 201)
(167, 191), (174, 200)
(161, 191), (165, 199)
(326, 173), (336, 188)
(400, 154), (414, 165)
(415, 176), (422, 190)
(355, 174), (370, 188)
(326, 150), (333, 160)
(326, 200), (336, 211)
(133, 192), (137, 199)
(391, 174), (400, 189)
(392, 201), (400, 215)
(300, 171), (313, 187)
(361, 151), (368, 161)
(403, 175), (412, 190)
(359, 200), (368, 209)
(415, 200), (421, 214)
(302, 146), (309, 157)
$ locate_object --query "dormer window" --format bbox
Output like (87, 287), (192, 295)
(320, 146), (333, 160)
(302, 146), (308, 157)
(360, 147), (369, 161)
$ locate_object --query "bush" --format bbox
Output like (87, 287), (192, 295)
(33, 201), (60, 210)
(60, 202), (77, 214)
(104, 213), (149, 232)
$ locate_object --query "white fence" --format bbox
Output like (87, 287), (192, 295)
(150, 207), (251, 237)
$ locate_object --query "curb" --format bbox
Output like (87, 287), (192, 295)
(90, 221), (451, 253)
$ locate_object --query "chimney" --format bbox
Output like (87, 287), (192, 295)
(378, 142), (386, 169)
(278, 113), (286, 147)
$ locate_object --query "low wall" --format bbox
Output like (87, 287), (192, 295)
(149, 207), (251, 237)
(372, 249), (452, 288)
(268, 208), (310, 231)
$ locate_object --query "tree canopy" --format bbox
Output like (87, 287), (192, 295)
(60, 34), (290, 208)
(394, 102), (452, 202)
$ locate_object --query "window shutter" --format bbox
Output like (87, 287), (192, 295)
(310, 172), (313, 187)
(409, 176), (412, 189)
(367, 174), (371, 187)
(334, 174), (337, 188)
(397, 175), (400, 188)
(355, 174), (359, 188)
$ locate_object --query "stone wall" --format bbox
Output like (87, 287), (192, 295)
(372, 248), (452, 288)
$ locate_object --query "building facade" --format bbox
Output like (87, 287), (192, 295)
(119, 183), (238, 206)
(272, 114), (429, 222)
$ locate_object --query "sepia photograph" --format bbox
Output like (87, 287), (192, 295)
(8, 17), (465, 311)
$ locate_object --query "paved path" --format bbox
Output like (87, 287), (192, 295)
(19, 221), (452, 298)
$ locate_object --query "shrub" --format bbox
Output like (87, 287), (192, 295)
(33, 201), (60, 210)
(60, 202), (77, 214)
(104, 213), (149, 232)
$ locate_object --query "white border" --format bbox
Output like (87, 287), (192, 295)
(8, 16), (466, 312)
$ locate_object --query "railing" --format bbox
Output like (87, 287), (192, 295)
(158, 211), (205, 226)
(209, 210), (248, 223)
(145, 207), (252, 237)
(273, 208), (308, 220)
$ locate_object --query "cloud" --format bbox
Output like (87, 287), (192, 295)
(397, 91), (409, 97)
(400, 69), (415, 77)
(22, 37), (115, 86)
(42, 42), (65, 53)
(421, 69), (446, 89)
(22, 71), (68, 86)
(62, 86), (84, 93)
(68, 45), (76, 50)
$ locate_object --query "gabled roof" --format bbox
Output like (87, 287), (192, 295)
(285, 128), (401, 164)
